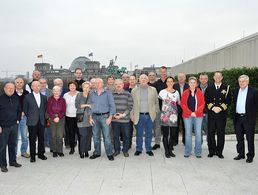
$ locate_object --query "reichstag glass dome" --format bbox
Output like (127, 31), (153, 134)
(69, 56), (91, 72)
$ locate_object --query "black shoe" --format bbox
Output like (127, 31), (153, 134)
(173, 142), (178, 146)
(38, 155), (47, 160)
(69, 148), (75, 155)
(234, 155), (245, 160)
(207, 153), (215, 158)
(134, 151), (142, 156)
(165, 153), (171, 158)
(246, 158), (253, 163)
(123, 152), (129, 157)
(85, 152), (89, 158)
(53, 152), (58, 157)
(80, 153), (85, 159)
(58, 153), (64, 157)
(169, 151), (176, 157)
(1, 166), (8, 173)
(9, 162), (22, 167)
(217, 154), (224, 159)
(152, 144), (160, 150)
(146, 151), (154, 156)
(184, 155), (190, 158)
(30, 156), (36, 163)
(196, 155), (202, 158)
(107, 155), (114, 161)
(50, 149), (53, 153)
(113, 151), (120, 156)
(89, 154), (101, 159)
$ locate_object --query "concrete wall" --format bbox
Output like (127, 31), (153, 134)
(172, 32), (258, 76)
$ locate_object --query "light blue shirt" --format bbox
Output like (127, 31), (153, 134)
(88, 89), (116, 115)
(236, 86), (248, 114)
(40, 89), (46, 96)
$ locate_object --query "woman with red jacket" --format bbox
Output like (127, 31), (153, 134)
(181, 76), (205, 158)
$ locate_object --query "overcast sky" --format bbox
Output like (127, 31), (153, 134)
(0, 0), (258, 77)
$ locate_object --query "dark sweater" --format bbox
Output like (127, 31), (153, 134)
(14, 90), (29, 111)
(0, 93), (21, 128)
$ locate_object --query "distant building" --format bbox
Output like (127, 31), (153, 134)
(172, 32), (258, 76)
(34, 56), (108, 88)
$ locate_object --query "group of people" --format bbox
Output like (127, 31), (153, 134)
(0, 66), (257, 173)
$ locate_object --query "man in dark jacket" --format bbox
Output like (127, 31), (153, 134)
(24, 81), (48, 163)
(0, 82), (22, 173)
(173, 73), (189, 145)
(74, 68), (85, 92)
(233, 75), (258, 163)
(205, 71), (231, 159)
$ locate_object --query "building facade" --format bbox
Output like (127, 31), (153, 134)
(172, 32), (258, 76)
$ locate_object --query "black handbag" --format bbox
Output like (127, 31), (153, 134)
(76, 112), (84, 122)
(76, 95), (89, 123)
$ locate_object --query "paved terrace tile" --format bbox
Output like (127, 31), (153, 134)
(0, 139), (258, 195)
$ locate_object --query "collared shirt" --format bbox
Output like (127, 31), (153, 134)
(199, 84), (208, 93)
(40, 89), (46, 96)
(16, 89), (23, 96)
(236, 86), (248, 114)
(88, 89), (116, 115)
(33, 92), (41, 108)
(215, 83), (222, 89)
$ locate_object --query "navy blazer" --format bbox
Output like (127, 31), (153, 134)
(23, 93), (47, 126)
(233, 86), (258, 129)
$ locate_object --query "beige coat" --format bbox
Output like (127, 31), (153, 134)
(131, 85), (160, 125)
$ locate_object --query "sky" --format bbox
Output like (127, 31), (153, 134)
(0, 0), (258, 77)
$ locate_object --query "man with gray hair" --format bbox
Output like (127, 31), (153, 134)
(131, 74), (159, 156)
(14, 77), (30, 158)
(233, 75), (258, 163)
(54, 78), (67, 97)
(148, 71), (156, 85)
(89, 78), (116, 161)
(24, 81), (48, 163)
(112, 79), (133, 157)
(0, 82), (22, 172)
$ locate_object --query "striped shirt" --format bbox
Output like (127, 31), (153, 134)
(112, 90), (133, 123)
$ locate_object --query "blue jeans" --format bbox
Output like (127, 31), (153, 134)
(111, 122), (130, 153)
(0, 124), (18, 166)
(135, 114), (153, 152)
(17, 116), (28, 154)
(92, 114), (113, 156)
(184, 116), (203, 156)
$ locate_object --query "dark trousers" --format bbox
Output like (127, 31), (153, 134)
(78, 126), (92, 154)
(161, 126), (177, 154)
(235, 115), (255, 159)
(0, 124), (18, 167)
(112, 122), (130, 153)
(176, 112), (185, 144)
(28, 122), (45, 157)
(207, 117), (226, 155)
(65, 116), (80, 150)
(129, 121), (134, 148)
